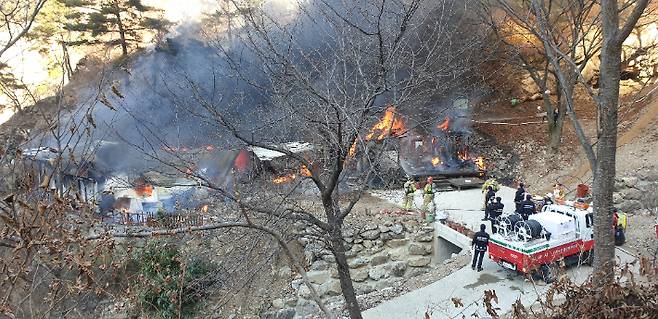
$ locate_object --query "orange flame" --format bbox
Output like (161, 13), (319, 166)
(437, 116), (450, 131)
(201, 204), (209, 213)
(205, 145), (215, 151)
(300, 165), (312, 177)
(273, 174), (296, 184)
(431, 157), (441, 167)
(365, 106), (406, 141)
(348, 142), (357, 157)
(475, 157), (486, 171)
(135, 184), (153, 197)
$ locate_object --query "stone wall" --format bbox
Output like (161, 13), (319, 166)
(266, 218), (441, 318)
(614, 168), (658, 212)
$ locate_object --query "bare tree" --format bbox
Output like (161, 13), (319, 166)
(483, 0), (603, 152)
(0, 0), (48, 58)
(488, 0), (650, 281)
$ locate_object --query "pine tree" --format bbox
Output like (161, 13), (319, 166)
(60, 0), (170, 56)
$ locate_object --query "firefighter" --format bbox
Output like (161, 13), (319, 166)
(490, 197), (504, 234)
(483, 198), (494, 221)
(422, 176), (436, 212)
(402, 178), (417, 211)
(471, 224), (490, 272)
(553, 183), (566, 201)
(519, 194), (536, 220)
(514, 182), (526, 212)
(483, 186), (496, 215)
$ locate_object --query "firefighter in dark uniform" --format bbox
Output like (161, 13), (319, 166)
(490, 197), (504, 234)
(519, 194), (536, 220)
(514, 182), (526, 212)
(471, 224), (490, 271)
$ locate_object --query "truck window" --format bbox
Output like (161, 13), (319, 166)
(586, 213), (593, 227)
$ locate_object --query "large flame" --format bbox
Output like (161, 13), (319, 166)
(437, 116), (451, 131)
(365, 106), (406, 141)
(273, 173), (296, 184)
(348, 142), (357, 157)
(431, 157), (441, 167)
(200, 204), (209, 213)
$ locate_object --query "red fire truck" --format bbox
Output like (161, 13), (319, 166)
(488, 204), (595, 282)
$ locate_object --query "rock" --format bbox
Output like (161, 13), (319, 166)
(622, 176), (639, 188)
(368, 267), (390, 281)
(278, 266), (292, 278)
(618, 200), (643, 212)
(370, 253), (390, 266)
(360, 230), (380, 240)
(319, 280), (342, 297)
(613, 192), (623, 204)
(344, 250), (357, 258)
(620, 188), (643, 200)
(389, 247), (408, 261)
(354, 282), (376, 295)
(388, 261), (408, 277)
(310, 261), (329, 271)
(285, 298), (297, 307)
(297, 285), (312, 299)
(374, 240), (384, 247)
(408, 243), (432, 256)
(307, 270), (331, 284)
(406, 267), (430, 277)
(645, 171), (658, 182)
(353, 237), (364, 244)
(272, 298), (286, 309)
(262, 308), (295, 319)
(378, 225), (390, 233)
(374, 278), (400, 290)
(415, 233), (433, 242)
(321, 254), (336, 263)
(386, 238), (410, 248)
(351, 269), (369, 282)
(351, 244), (364, 253)
(364, 223), (378, 231)
(295, 299), (319, 317)
(390, 223), (404, 235)
(348, 257), (369, 269)
(329, 268), (339, 279)
(291, 279), (303, 290)
(408, 256), (431, 267)
(381, 231), (405, 241)
(363, 240), (374, 249)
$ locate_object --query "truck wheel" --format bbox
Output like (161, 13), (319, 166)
(539, 264), (555, 284)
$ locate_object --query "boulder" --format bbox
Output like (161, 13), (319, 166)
(381, 231), (405, 241)
(351, 244), (364, 253)
(408, 243), (432, 256)
(370, 253), (390, 266)
(620, 188), (643, 200)
(618, 200), (643, 212)
(386, 238), (410, 248)
(406, 267), (430, 277)
(329, 268), (339, 279)
(262, 308), (295, 319)
(297, 285), (312, 299)
(363, 240), (374, 249)
(272, 298), (286, 309)
(388, 261), (408, 277)
(390, 223), (404, 235)
(408, 256), (431, 267)
(306, 270), (331, 284)
(363, 223), (378, 231)
(319, 280), (342, 297)
(278, 266), (292, 278)
(294, 299), (319, 318)
(348, 257), (369, 269)
(310, 261), (329, 271)
(350, 269), (369, 282)
(368, 267), (390, 281)
(378, 225), (390, 233)
(360, 230), (380, 240)
(354, 283), (376, 295)
(621, 176), (639, 188)
(389, 247), (408, 261)
(415, 233), (433, 242)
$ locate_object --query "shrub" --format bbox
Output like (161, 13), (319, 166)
(131, 241), (215, 318)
